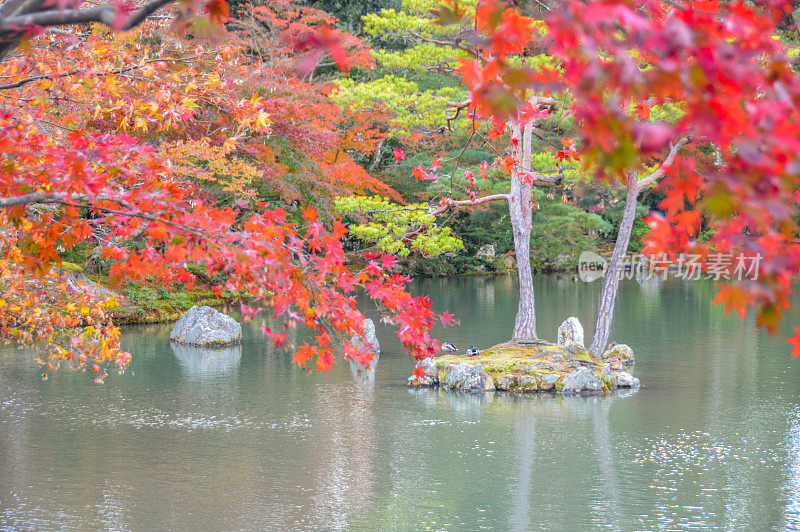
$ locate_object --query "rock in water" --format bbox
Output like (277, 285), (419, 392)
(602, 343), (634, 363)
(560, 367), (604, 394)
(615, 371), (640, 388)
(350, 318), (380, 353)
(535, 373), (561, 391)
(444, 363), (495, 392)
(496, 374), (538, 392)
(557, 317), (585, 347)
(407, 356), (437, 386)
(170, 306), (242, 347)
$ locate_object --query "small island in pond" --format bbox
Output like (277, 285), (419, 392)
(409, 336), (638, 396)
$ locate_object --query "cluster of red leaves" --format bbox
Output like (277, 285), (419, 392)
(462, 0), (800, 354)
(0, 113), (441, 377)
(248, 0), (374, 74)
(0, 6), (431, 377)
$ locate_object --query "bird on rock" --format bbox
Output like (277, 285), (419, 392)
(466, 346), (480, 357)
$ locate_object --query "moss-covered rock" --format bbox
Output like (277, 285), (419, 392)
(602, 343), (635, 363)
(408, 341), (640, 395)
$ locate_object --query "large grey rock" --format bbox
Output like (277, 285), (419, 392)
(602, 343), (634, 363)
(170, 306), (241, 347)
(560, 367), (604, 394)
(497, 374), (538, 392)
(600, 362), (617, 386)
(171, 343), (242, 377)
(557, 316), (584, 347)
(444, 363), (495, 392)
(615, 371), (640, 388)
(418, 356), (437, 377)
(407, 357), (437, 387)
(535, 372), (561, 391)
(350, 318), (380, 353)
(476, 244), (496, 260)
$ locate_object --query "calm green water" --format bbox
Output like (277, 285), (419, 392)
(2, 276), (800, 530)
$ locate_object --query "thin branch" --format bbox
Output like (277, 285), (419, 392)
(0, 192), (209, 238)
(0, 0), (175, 36)
(431, 193), (511, 215)
(0, 191), (60, 208)
(635, 136), (692, 190)
(408, 31), (479, 57)
(0, 54), (198, 92)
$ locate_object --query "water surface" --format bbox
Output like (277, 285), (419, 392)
(1, 276), (799, 530)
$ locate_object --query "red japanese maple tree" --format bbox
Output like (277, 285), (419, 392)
(461, 0), (800, 354)
(0, 1), (443, 380)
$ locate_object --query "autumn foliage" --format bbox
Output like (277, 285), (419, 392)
(452, 0), (800, 354)
(2, 0), (800, 383)
(0, 1), (440, 380)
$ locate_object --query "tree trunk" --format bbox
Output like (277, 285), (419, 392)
(588, 170), (639, 357)
(510, 122), (538, 343)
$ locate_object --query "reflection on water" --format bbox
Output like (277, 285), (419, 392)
(1, 276), (799, 530)
(171, 342), (242, 377)
(785, 412), (800, 529)
(348, 353), (379, 385)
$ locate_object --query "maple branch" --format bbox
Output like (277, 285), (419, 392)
(365, 193), (511, 216)
(0, 0), (176, 59)
(407, 31), (479, 57)
(431, 193), (510, 215)
(0, 192), (210, 238)
(527, 171), (564, 187)
(0, 191), (60, 207)
(0, 55), (195, 91)
(0, 0), (174, 33)
(635, 136), (692, 190)
(438, 98), (470, 132)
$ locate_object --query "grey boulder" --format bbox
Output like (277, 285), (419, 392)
(444, 363), (495, 392)
(560, 367), (604, 394)
(615, 371), (640, 388)
(602, 343), (634, 363)
(535, 372), (561, 391)
(497, 374), (538, 392)
(407, 356), (437, 387)
(170, 306), (241, 347)
(351, 318), (380, 353)
(557, 316), (585, 347)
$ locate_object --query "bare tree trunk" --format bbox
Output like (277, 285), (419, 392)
(588, 170), (639, 357)
(510, 122), (538, 343)
(367, 139), (386, 172)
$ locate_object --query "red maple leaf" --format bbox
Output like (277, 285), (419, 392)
(440, 312), (455, 326)
(301, 205), (318, 221)
(788, 327), (800, 357)
(292, 343), (317, 366)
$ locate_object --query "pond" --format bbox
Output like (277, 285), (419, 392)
(1, 275), (800, 530)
